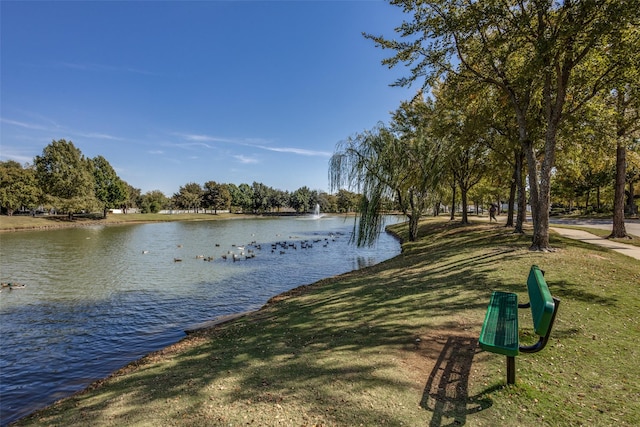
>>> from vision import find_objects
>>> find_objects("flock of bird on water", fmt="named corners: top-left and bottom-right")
top-left (140, 233), bottom-right (345, 263)
top-left (1, 231), bottom-right (345, 291)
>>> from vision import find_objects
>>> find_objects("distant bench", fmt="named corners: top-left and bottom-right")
top-left (479, 265), bottom-right (560, 384)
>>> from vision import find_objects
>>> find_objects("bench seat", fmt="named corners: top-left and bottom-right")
top-left (479, 291), bottom-right (519, 357)
top-left (478, 265), bottom-right (560, 384)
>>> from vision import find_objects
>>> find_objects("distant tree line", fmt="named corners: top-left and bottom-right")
top-left (0, 139), bottom-right (363, 218)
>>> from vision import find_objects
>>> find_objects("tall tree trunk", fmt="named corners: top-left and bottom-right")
top-left (515, 149), bottom-right (526, 234)
top-left (523, 139), bottom-right (542, 243)
top-left (506, 164), bottom-right (516, 228)
top-left (610, 143), bottom-right (628, 238)
top-left (524, 137), bottom-right (554, 251)
top-left (460, 187), bottom-right (469, 224)
top-left (408, 213), bottom-right (419, 241)
top-left (585, 190), bottom-right (591, 212)
top-left (450, 180), bottom-right (456, 221)
top-left (530, 117), bottom-right (561, 251)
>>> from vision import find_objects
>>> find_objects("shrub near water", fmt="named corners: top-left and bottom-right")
top-left (13, 219), bottom-right (640, 426)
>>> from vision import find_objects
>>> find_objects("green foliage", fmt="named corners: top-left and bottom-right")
top-left (251, 181), bottom-right (271, 213)
top-left (366, 0), bottom-right (639, 249)
top-left (0, 161), bottom-right (41, 215)
top-left (91, 155), bottom-right (127, 217)
top-left (124, 184), bottom-right (141, 212)
top-left (172, 182), bottom-right (203, 212)
top-left (268, 188), bottom-right (289, 212)
top-left (226, 183), bottom-right (253, 213)
top-left (330, 94), bottom-right (444, 244)
top-left (34, 139), bottom-right (98, 215)
top-left (138, 190), bottom-right (168, 214)
top-left (289, 186), bottom-right (312, 213)
top-left (203, 181), bottom-right (231, 213)
top-left (335, 189), bottom-right (360, 213)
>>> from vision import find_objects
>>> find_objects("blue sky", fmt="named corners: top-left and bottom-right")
top-left (1, 1), bottom-right (415, 196)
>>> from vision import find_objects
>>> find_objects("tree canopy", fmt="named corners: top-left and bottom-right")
top-left (0, 161), bottom-right (41, 215)
top-left (364, 0), bottom-right (639, 250)
top-left (34, 139), bottom-right (98, 217)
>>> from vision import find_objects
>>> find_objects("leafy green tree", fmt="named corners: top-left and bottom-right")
top-left (139, 190), bottom-right (168, 213)
top-left (0, 161), bottom-right (41, 215)
top-left (269, 189), bottom-right (289, 212)
top-left (172, 182), bottom-right (203, 212)
top-left (605, 25), bottom-right (640, 237)
top-left (251, 182), bottom-right (271, 213)
top-left (324, 193), bottom-right (339, 213)
top-left (366, 0), bottom-right (637, 250)
top-left (236, 183), bottom-right (254, 213)
top-left (124, 184), bottom-right (141, 213)
top-left (91, 155), bottom-right (127, 218)
top-left (452, 82), bottom-right (526, 230)
top-left (203, 181), bottom-right (231, 214)
top-left (289, 186), bottom-right (312, 213)
top-left (388, 97), bottom-right (445, 240)
top-left (226, 183), bottom-right (240, 212)
top-left (34, 139), bottom-right (97, 218)
top-left (331, 95), bottom-right (443, 243)
top-left (336, 189), bottom-right (359, 213)
top-left (432, 81), bottom-right (491, 224)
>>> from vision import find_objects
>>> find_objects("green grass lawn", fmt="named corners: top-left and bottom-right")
top-left (0, 212), bottom-right (240, 231)
top-left (12, 219), bottom-right (640, 426)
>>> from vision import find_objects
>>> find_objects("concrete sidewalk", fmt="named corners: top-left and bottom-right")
top-left (550, 227), bottom-right (640, 261)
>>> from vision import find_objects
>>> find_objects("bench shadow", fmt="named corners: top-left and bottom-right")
top-left (420, 336), bottom-right (492, 426)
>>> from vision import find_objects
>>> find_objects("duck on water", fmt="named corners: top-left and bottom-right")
top-left (1, 282), bottom-right (26, 290)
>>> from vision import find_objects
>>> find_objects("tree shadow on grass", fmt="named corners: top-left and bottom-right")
top-left (552, 279), bottom-right (618, 306)
top-left (14, 221), bottom-right (539, 426)
top-left (420, 335), bottom-right (493, 427)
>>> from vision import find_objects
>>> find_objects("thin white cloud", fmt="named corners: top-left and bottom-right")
top-left (0, 149), bottom-right (36, 164)
top-left (180, 134), bottom-right (223, 143)
top-left (255, 145), bottom-right (332, 157)
top-left (75, 131), bottom-right (123, 141)
top-left (56, 61), bottom-right (155, 76)
top-left (178, 133), bottom-right (266, 145)
top-left (175, 132), bottom-right (331, 157)
top-left (174, 142), bottom-right (214, 150)
top-left (148, 150), bottom-right (165, 155)
top-left (2, 116), bottom-right (122, 142)
top-left (0, 117), bottom-right (48, 131)
top-left (234, 155), bottom-right (259, 164)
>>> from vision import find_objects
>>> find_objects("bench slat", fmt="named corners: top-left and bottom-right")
top-left (479, 291), bottom-right (519, 357)
top-left (527, 266), bottom-right (556, 336)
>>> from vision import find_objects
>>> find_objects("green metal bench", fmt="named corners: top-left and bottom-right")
top-left (479, 265), bottom-right (560, 384)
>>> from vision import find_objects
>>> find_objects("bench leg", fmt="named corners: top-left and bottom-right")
top-left (507, 356), bottom-right (515, 385)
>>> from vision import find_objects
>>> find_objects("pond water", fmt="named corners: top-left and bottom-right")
top-left (0, 215), bottom-right (402, 425)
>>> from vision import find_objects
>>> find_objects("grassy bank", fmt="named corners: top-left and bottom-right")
top-left (12, 219), bottom-right (640, 426)
top-left (0, 212), bottom-right (243, 232)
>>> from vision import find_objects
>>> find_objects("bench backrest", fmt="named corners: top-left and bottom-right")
top-left (527, 265), bottom-right (556, 336)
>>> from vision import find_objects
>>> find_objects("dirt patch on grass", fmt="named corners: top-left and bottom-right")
top-left (396, 329), bottom-right (492, 426)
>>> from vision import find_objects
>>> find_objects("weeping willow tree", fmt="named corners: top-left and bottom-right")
top-left (329, 97), bottom-right (443, 245)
